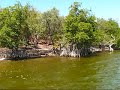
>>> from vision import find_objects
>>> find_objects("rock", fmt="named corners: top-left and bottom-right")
top-left (60, 48), bottom-right (68, 56)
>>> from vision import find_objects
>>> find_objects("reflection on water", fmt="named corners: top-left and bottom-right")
top-left (0, 51), bottom-right (120, 89)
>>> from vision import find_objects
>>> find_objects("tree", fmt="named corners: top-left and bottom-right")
top-left (64, 2), bottom-right (97, 49)
top-left (0, 3), bottom-right (31, 50)
top-left (42, 8), bottom-right (64, 45)
top-left (96, 18), bottom-right (120, 44)
top-left (27, 7), bottom-right (44, 47)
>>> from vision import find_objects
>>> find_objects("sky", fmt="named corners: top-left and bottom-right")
top-left (0, 0), bottom-right (120, 23)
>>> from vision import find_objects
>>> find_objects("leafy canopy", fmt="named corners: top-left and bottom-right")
top-left (64, 2), bottom-right (97, 47)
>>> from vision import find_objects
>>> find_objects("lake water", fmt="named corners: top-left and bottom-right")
top-left (0, 51), bottom-right (120, 89)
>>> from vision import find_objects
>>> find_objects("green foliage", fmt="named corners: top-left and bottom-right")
top-left (0, 1), bottom-right (120, 50)
top-left (0, 2), bottom-right (64, 49)
top-left (96, 18), bottom-right (120, 46)
top-left (0, 3), bottom-right (31, 49)
top-left (64, 2), bottom-right (97, 47)
top-left (116, 38), bottom-right (120, 48)
top-left (97, 18), bottom-right (119, 36)
top-left (42, 7), bottom-right (64, 44)
top-left (27, 8), bottom-right (43, 37)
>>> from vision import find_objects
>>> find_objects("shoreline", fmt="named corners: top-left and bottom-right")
top-left (0, 47), bottom-right (118, 61)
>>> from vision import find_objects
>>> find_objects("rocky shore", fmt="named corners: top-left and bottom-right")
top-left (0, 47), bottom-right (53, 60)
top-left (0, 43), bottom-right (115, 60)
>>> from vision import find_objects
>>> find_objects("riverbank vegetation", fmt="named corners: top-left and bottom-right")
top-left (0, 2), bottom-right (120, 58)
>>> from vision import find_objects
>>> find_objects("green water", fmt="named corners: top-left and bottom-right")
top-left (0, 51), bottom-right (120, 89)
